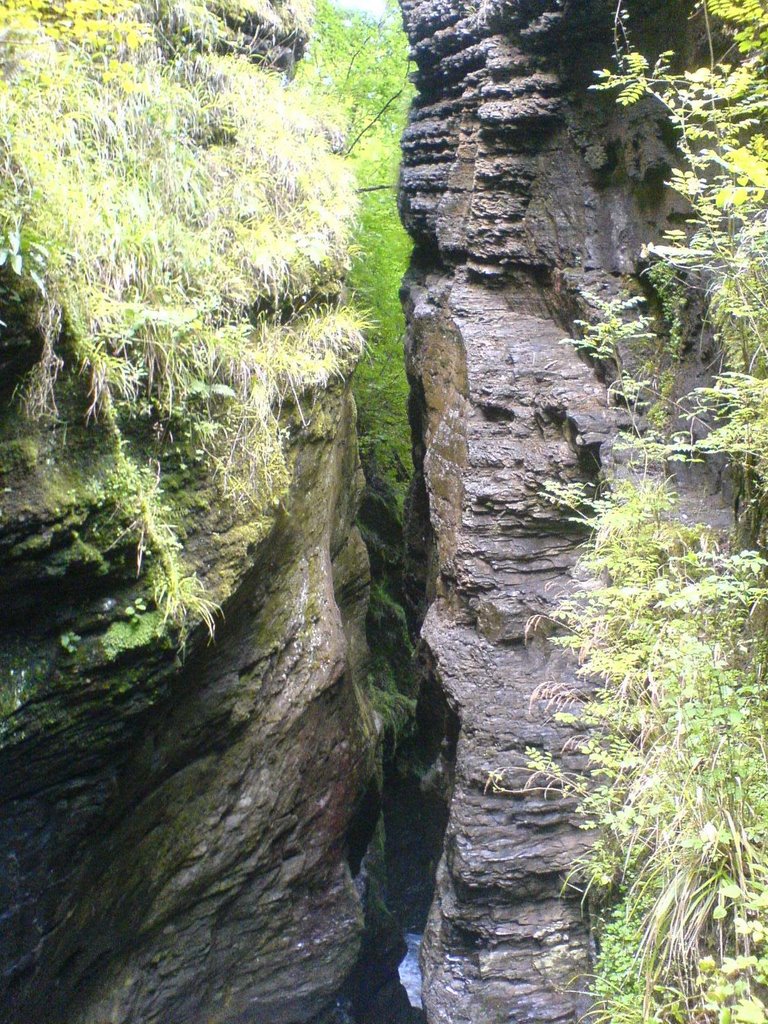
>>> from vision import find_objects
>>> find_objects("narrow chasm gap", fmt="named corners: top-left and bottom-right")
top-left (333, 503), bottom-right (444, 1024)
top-left (299, 2), bottom-right (451, 1020)
top-left (338, 335), bottom-right (442, 1022)
top-left (339, 371), bottom-right (456, 1023)
top-left (338, 666), bottom-right (453, 1024)
top-left (381, 690), bottom-right (456, 1007)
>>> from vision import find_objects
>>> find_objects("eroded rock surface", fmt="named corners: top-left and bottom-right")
top-left (398, 2), bottom-right (698, 1021)
top-left (0, 374), bottom-right (378, 1024)
top-left (0, 7), bottom-right (380, 1023)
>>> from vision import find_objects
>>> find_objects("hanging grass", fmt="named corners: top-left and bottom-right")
top-left (0, 0), bottom-right (364, 634)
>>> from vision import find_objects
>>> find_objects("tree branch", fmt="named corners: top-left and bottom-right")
top-left (345, 87), bottom-right (405, 157)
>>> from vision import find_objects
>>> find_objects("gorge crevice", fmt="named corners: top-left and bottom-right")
top-left (0, 0), bottom-right (742, 1022)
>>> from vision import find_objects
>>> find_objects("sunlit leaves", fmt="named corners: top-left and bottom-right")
top-left (0, 0), bottom-right (149, 48)
top-left (297, 0), bottom-right (415, 496)
top-left (544, 476), bottom-right (768, 1023)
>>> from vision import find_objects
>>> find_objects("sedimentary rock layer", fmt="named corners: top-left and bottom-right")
top-left (0, 7), bottom-right (379, 1022)
top-left (399, 2), bottom-right (691, 1021)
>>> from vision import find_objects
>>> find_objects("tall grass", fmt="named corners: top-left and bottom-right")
top-left (535, 479), bottom-right (768, 1022)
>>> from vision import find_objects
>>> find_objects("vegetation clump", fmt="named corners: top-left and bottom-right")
top-left (0, 0), bottom-right (364, 633)
top-left (299, 0), bottom-right (414, 499)
top-left (531, 478), bottom-right (768, 1023)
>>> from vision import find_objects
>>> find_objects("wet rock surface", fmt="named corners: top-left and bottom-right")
top-left (0, 374), bottom-right (379, 1024)
top-left (398, 2), bottom-right (709, 1022)
top-left (0, 9), bottom-right (384, 1023)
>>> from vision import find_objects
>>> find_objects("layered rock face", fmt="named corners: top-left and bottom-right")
top-left (398, 2), bottom-right (691, 1021)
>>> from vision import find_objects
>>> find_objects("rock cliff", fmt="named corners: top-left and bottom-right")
top-left (0, 383), bottom-right (377, 1024)
top-left (0, 6), bottom-right (382, 1023)
top-left (398, 1), bottom-right (699, 1021)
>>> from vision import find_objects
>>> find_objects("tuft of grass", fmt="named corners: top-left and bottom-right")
top-left (528, 477), bottom-right (768, 1023)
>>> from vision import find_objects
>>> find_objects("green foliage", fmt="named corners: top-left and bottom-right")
top-left (568, 294), bottom-right (653, 364)
top-left (300, 0), bottom-right (411, 162)
top-left (365, 575), bottom-right (415, 740)
top-left (351, 176), bottom-right (414, 493)
top-left (596, 4), bottom-right (768, 363)
top-left (101, 447), bottom-right (220, 635)
top-left (533, 479), bottom-right (768, 1023)
top-left (101, 609), bottom-right (165, 661)
top-left (0, 0), bottom-right (363, 633)
top-left (298, 0), bottom-right (414, 503)
top-left (0, 0), bottom-right (149, 47)
top-left (525, 3), bottom-right (768, 1021)
top-left (646, 261), bottom-right (686, 360)
top-left (297, 1), bottom-right (416, 712)
top-left (59, 630), bottom-right (81, 655)
top-left (695, 374), bottom-right (768, 538)
top-left (563, 289), bottom-right (686, 427)
top-left (590, 897), bottom-right (649, 1023)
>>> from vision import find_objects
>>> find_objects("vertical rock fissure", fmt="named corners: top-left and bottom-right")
top-left (334, 471), bottom-right (442, 1024)
top-left (338, 736), bottom-right (443, 1024)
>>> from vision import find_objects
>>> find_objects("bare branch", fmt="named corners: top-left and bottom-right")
top-left (345, 86), bottom-right (405, 156)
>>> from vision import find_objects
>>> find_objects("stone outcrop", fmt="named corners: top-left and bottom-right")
top-left (398, 2), bottom-right (700, 1021)
top-left (0, 368), bottom-right (378, 1023)
top-left (0, 7), bottom-right (382, 1023)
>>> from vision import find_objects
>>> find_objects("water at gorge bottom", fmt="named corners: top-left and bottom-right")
top-left (398, 933), bottom-right (423, 1009)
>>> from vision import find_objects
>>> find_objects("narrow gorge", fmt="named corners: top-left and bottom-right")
top-left (1, 1), bottom-right (765, 1023)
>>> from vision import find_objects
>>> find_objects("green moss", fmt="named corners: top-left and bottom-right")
top-left (647, 261), bottom-right (686, 360)
top-left (370, 685), bottom-right (415, 735)
top-left (101, 611), bottom-right (166, 662)
top-left (55, 536), bottom-right (110, 575)
top-left (0, 437), bottom-right (38, 477)
top-left (591, 897), bottom-right (648, 1024)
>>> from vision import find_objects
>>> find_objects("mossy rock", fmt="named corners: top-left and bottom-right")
top-left (101, 611), bottom-right (167, 663)
top-left (0, 437), bottom-right (39, 478)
